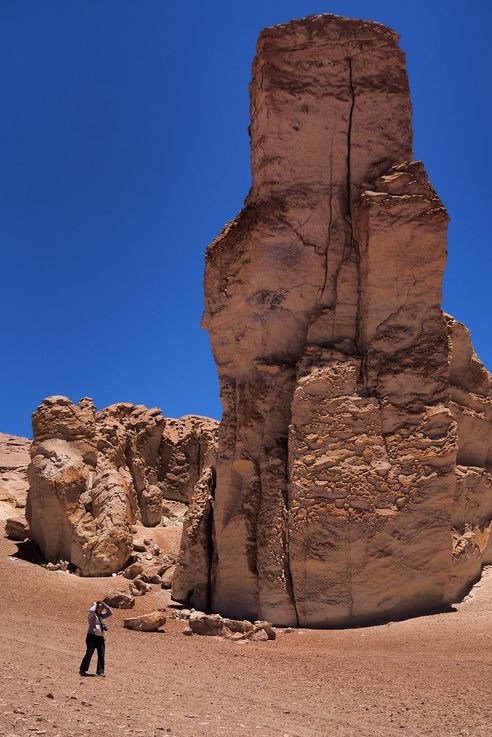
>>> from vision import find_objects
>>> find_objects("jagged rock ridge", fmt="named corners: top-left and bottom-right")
top-left (27, 396), bottom-right (218, 576)
top-left (172, 14), bottom-right (492, 625)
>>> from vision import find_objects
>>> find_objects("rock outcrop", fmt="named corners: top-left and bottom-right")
top-left (172, 14), bottom-right (492, 626)
top-left (27, 396), bottom-right (218, 576)
top-left (4, 516), bottom-right (29, 541)
top-left (158, 416), bottom-right (218, 503)
top-left (174, 609), bottom-right (276, 641)
top-left (0, 433), bottom-right (30, 509)
top-left (27, 396), bottom-right (134, 576)
top-left (172, 465), bottom-right (214, 609)
top-left (103, 591), bottom-right (135, 609)
top-left (447, 316), bottom-right (492, 597)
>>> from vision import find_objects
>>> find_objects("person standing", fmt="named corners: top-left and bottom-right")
top-left (79, 600), bottom-right (113, 677)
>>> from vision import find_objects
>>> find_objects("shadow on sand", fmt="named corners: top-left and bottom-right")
top-left (12, 539), bottom-right (46, 565)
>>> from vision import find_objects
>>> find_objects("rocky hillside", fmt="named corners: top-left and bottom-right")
top-left (19, 396), bottom-right (218, 577)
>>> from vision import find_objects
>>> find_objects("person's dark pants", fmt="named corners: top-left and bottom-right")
top-left (80, 633), bottom-right (105, 674)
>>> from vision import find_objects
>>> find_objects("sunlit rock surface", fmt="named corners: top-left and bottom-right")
top-left (173, 13), bottom-right (492, 626)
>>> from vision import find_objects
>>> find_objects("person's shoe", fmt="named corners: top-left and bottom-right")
top-left (96, 672), bottom-right (106, 677)
top-left (79, 671), bottom-right (88, 677)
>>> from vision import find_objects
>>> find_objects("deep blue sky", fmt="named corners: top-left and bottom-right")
top-left (1, 0), bottom-right (490, 438)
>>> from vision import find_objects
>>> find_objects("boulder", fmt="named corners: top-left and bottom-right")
top-left (140, 570), bottom-right (163, 585)
top-left (171, 608), bottom-right (192, 620)
top-left (185, 611), bottom-right (275, 641)
top-left (157, 561), bottom-right (173, 577)
top-left (123, 611), bottom-right (166, 632)
top-left (4, 517), bottom-right (29, 541)
top-left (222, 618), bottom-right (254, 635)
top-left (103, 591), bottom-right (135, 609)
top-left (131, 577), bottom-right (152, 594)
top-left (123, 562), bottom-right (144, 580)
top-left (188, 612), bottom-right (224, 637)
top-left (253, 621), bottom-right (276, 641)
top-left (160, 564), bottom-right (176, 589)
top-left (45, 560), bottom-right (69, 572)
top-left (250, 629), bottom-right (269, 642)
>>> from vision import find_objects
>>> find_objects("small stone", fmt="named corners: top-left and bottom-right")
top-left (250, 628), bottom-right (269, 642)
top-left (103, 591), bottom-right (135, 609)
top-left (160, 565), bottom-right (176, 589)
top-left (123, 562), bottom-right (144, 580)
top-left (132, 577), bottom-right (152, 594)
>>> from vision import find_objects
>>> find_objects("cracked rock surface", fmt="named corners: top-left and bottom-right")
top-left (173, 13), bottom-right (492, 626)
top-left (27, 396), bottom-right (218, 576)
top-left (447, 316), bottom-right (492, 597)
top-left (0, 432), bottom-right (30, 509)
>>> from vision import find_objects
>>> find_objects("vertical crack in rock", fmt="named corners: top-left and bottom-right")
top-left (346, 54), bottom-right (356, 246)
top-left (318, 131), bottom-right (335, 304)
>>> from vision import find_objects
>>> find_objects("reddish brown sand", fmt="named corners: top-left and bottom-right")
top-left (1, 523), bottom-right (491, 737)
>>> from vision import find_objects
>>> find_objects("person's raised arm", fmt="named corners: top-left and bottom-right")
top-left (101, 603), bottom-right (113, 618)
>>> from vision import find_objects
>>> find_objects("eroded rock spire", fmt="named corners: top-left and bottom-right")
top-left (173, 14), bottom-right (492, 626)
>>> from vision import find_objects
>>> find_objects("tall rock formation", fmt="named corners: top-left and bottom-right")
top-left (174, 14), bottom-right (492, 625)
top-left (27, 397), bottom-right (218, 575)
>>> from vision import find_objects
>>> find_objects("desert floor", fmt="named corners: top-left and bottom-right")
top-left (0, 506), bottom-right (491, 737)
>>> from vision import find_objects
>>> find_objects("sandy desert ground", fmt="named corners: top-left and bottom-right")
top-left (0, 499), bottom-right (491, 737)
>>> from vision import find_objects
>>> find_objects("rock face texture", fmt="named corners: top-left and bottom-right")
top-left (27, 396), bottom-right (218, 576)
top-left (447, 316), bottom-right (492, 597)
top-left (172, 465), bottom-right (214, 609)
top-left (0, 433), bottom-right (30, 509)
top-left (158, 416), bottom-right (218, 503)
top-left (172, 14), bottom-right (492, 626)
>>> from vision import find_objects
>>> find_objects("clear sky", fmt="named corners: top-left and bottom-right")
top-left (1, 0), bottom-right (490, 438)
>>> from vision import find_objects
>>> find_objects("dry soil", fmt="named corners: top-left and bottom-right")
top-left (0, 509), bottom-right (491, 737)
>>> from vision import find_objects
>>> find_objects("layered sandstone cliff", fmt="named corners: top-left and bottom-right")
top-left (0, 433), bottom-right (30, 509)
top-left (173, 14), bottom-right (492, 625)
top-left (27, 396), bottom-right (218, 575)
